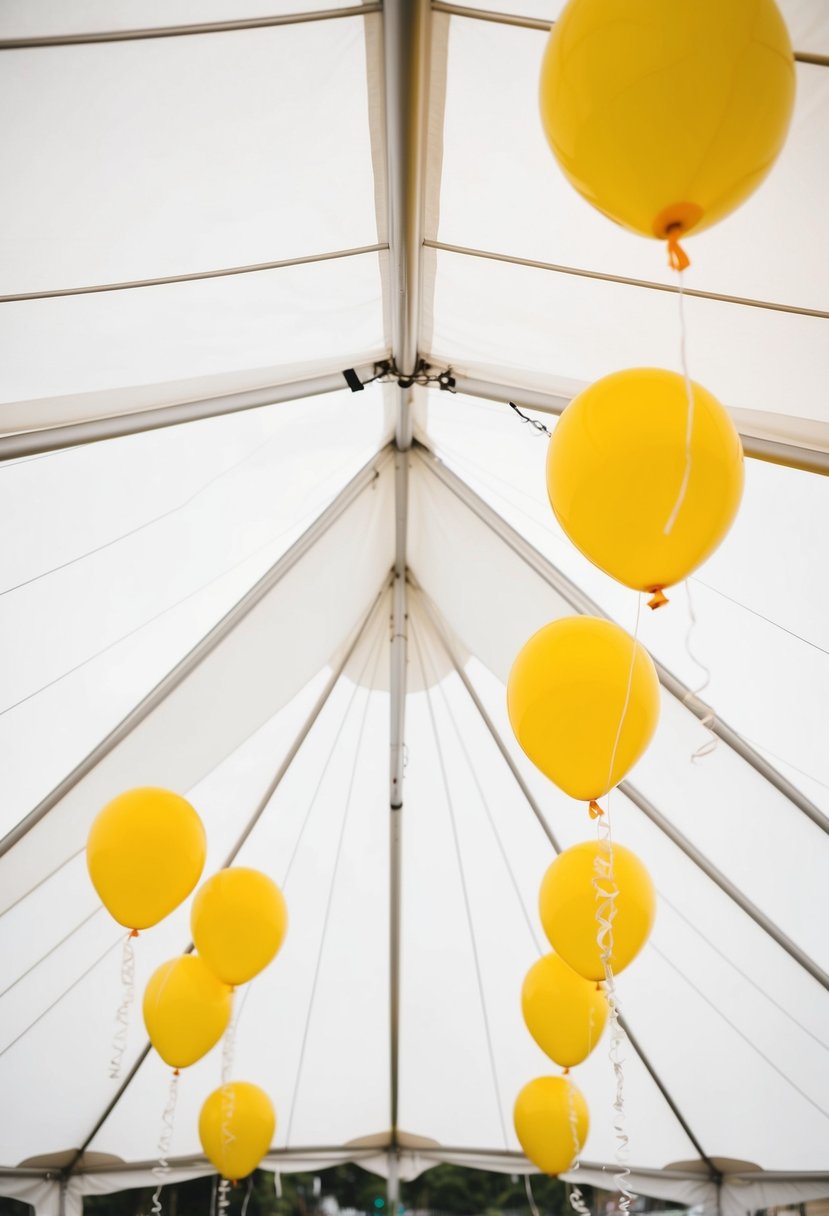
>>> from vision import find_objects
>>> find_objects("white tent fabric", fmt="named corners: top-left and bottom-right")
top-left (1, 2), bottom-right (828, 1215)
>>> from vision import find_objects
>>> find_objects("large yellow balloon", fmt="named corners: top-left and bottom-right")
top-left (522, 952), bottom-right (607, 1068)
top-left (199, 1082), bottom-right (275, 1180)
top-left (547, 369), bottom-right (744, 596)
top-left (540, 841), bottom-right (655, 981)
top-left (191, 868), bottom-right (288, 987)
top-left (514, 1076), bottom-right (588, 1175)
top-left (86, 787), bottom-right (206, 931)
top-left (540, 0), bottom-right (795, 244)
top-left (143, 955), bottom-right (232, 1069)
top-left (507, 617), bottom-right (659, 802)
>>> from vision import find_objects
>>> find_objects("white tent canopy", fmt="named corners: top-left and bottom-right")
top-left (1, 4), bottom-right (827, 1216)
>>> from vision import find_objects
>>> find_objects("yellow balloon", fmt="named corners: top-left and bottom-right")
top-left (547, 369), bottom-right (744, 597)
top-left (86, 787), bottom-right (206, 931)
top-left (540, 0), bottom-right (795, 245)
top-left (522, 952), bottom-right (608, 1068)
top-left (507, 617), bottom-right (659, 802)
top-left (199, 1082), bottom-right (275, 1180)
top-left (191, 868), bottom-right (288, 987)
top-left (539, 841), bottom-right (655, 981)
top-left (143, 955), bottom-right (232, 1069)
top-left (514, 1076), bottom-right (588, 1175)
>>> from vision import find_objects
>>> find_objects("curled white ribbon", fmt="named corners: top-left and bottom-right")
top-left (109, 933), bottom-right (136, 1080)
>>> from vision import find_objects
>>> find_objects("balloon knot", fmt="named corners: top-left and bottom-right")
top-left (647, 588), bottom-right (669, 610)
top-left (173, 1068), bottom-right (180, 1077)
top-left (562, 1067), bottom-right (570, 1076)
top-left (666, 226), bottom-right (690, 272)
top-left (129, 929), bottom-right (140, 938)
top-left (588, 799), bottom-right (604, 819)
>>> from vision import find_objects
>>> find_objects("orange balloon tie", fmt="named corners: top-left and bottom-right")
top-left (562, 1067), bottom-right (570, 1076)
top-left (129, 928), bottom-right (140, 938)
top-left (666, 229), bottom-right (690, 272)
top-left (588, 799), bottom-right (604, 820)
top-left (173, 1068), bottom-right (180, 1077)
top-left (647, 588), bottom-right (669, 611)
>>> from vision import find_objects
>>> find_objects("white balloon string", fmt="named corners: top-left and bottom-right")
top-left (565, 1079), bottom-right (592, 1216)
top-left (682, 579), bottom-right (718, 762)
top-left (109, 932), bottom-right (136, 1080)
top-left (664, 268), bottom-right (695, 535)
top-left (524, 1174), bottom-right (542, 1216)
top-left (591, 596), bottom-right (641, 1216)
top-left (217, 1179), bottom-right (232, 1216)
top-left (240, 1176), bottom-right (254, 1216)
top-left (221, 990), bottom-right (238, 1085)
top-left (150, 1070), bottom-right (180, 1216)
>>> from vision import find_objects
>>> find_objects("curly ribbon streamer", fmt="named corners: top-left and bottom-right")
top-left (150, 1070), bottom-right (180, 1216)
top-left (217, 990), bottom-right (239, 1190)
top-left (590, 597), bottom-right (642, 1216)
top-left (109, 933), bottom-right (136, 1080)
top-left (240, 1177), bottom-right (254, 1216)
top-left (565, 1079), bottom-right (592, 1216)
top-left (663, 269), bottom-right (695, 537)
top-left (682, 580), bottom-right (718, 762)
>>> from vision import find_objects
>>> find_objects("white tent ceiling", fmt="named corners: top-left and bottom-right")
top-left (0, 3), bottom-right (827, 1216)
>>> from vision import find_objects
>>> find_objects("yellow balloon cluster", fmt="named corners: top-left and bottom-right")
top-left (540, 0), bottom-right (795, 253)
top-left (86, 788), bottom-right (287, 1179)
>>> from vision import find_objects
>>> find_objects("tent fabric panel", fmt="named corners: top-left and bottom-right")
top-left (0, 454), bottom-right (394, 916)
top-left (427, 248), bottom-right (829, 426)
top-left (0, 253), bottom-right (387, 406)
top-left (407, 455), bottom-right (827, 967)
top-left (418, 392), bottom-right (829, 817)
top-left (0, 17), bottom-right (381, 293)
top-left (437, 18), bottom-right (829, 311)
top-left (0, 0), bottom-right (360, 38)
top-left (0, 391), bottom-right (393, 832)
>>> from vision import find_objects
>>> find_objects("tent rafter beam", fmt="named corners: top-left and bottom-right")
top-left (0, 5), bottom-right (382, 50)
top-left (426, 365), bottom-right (829, 477)
top-left (0, 360), bottom-right (386, 461)
top-left (430, 2), bottom-right (829, 66)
